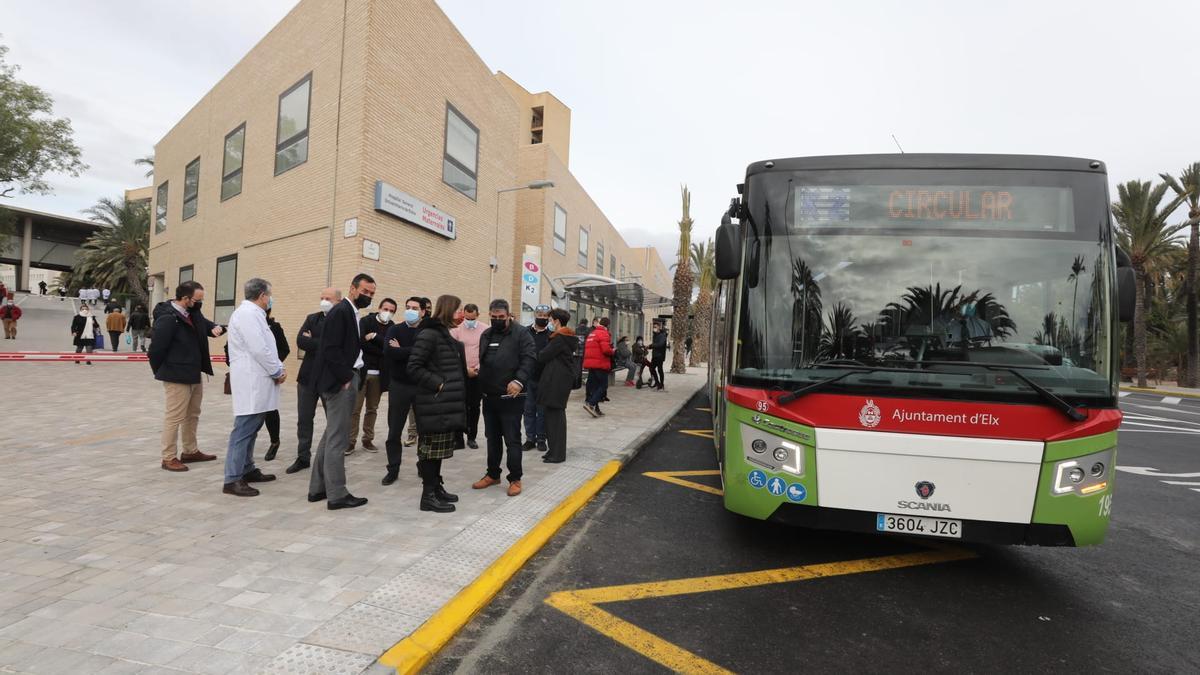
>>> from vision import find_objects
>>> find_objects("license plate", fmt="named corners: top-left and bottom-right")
top-left (876, 513), bottom-right (962, 539)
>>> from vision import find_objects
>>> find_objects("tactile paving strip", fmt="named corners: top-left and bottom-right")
top-left (303, 602), bottom-right (423, 656)
top-left (360, 572), bottom-right (462, 617)
top-left (257, 642), bottom-right (375, 675)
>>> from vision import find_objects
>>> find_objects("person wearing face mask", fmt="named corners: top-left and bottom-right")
top-left (350, 298), bottom-right (397, 454)
top-left (536, 308), bottom-right (576, 463)
top-left (70, 304), bottom-right (100, 365)
top-left (522, 305), bottom-right (553, 452)
top-left (380, 297), bottom-right (426, 485)
top-left (308, 273), bottom-right (377, 510)
top-left (285, 287), bottom-right (341, 472)
top-left (1, 297), bottom-right (22, 339)
top-left (629, 335), bottom-right (647, 387)
top-left (472, 299), bottom-right (536, 497)
top-left (148, 281), bottom-right (225, 472)
top-left (450, 303), bottom-right (486, 449)
top-left (649, 322), bottom-right (668, 391)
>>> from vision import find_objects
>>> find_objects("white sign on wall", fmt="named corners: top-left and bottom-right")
top-left (373, 181), bottom-right (456, 240)
top-left (362, 239), bottom-right (380, 261)
top-left (343, 217), bottom-right (358, 238)
top-left (520, 245), bottom-right (542, 325)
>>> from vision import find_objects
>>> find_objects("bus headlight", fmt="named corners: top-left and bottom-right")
top-left (751, 439), bottom-right (768, 454)
top-left (740, 423), bottom-right (806, 477)
top-left (1052, 449), bottom-right (1113, 496)
top-left (773, 447), bottom-right (789, 462)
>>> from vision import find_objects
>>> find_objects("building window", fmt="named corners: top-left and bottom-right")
top-left (553, 204), bottom-right (567, 255)
top-left (620, 264), bottom-right (626, 280)
top-left (578, 228), bottom-right (589, 268)
top-left (178, 265), bottom-right (193, 285)
top-left (442, 103), bottom-right (479, 200)
top-left (275, 74), bottom-right (311, 175)
top-left (610, 255), bottom-right (617, 279)
top-left (214, 254), bottom-right (238, 324)
top-left (182, 158), bottom-right (200, 220)
top-left (155, 181), bottom-right (169, 234)
top-left (596, 241), bottom-right (605, 275)
top-left (531, 106), bottom-right (544, 145)
top-left (221, 123), bottom-right (245, 201)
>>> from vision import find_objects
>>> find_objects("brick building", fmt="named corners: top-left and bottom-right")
top-left (146, 0), bottom-right (670, 371)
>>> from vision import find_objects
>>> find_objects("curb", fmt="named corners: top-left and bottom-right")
top-left (377, 376), bottom-right (707, 674)
top-left (1120, 386), bottom-right (1200, 400)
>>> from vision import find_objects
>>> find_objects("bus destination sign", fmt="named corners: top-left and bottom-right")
top-left (794, 185), bottom-right (1074, 232)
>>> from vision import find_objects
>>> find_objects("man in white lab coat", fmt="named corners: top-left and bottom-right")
top-left (223, 278), bottom-right (287, 497)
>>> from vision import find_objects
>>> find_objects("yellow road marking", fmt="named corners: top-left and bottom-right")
top-left (643, 470), bottom-right (723, 496)
top-left (378, 460), bottom-right (623, 674)
top-left (545, 547), bottom-right (976, 673)
top-left (678, 429), bottom-right (715, 439)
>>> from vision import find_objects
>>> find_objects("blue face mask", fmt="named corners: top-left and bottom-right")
top-left (465, 319), bottom-right (477, 329)
top-left (267, 297), bottom-right (274, 310)
top-left (404, 309), bottom-right (420, 325)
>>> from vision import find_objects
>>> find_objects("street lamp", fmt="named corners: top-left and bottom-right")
top-left (490, 179), bottom-right (555, 300)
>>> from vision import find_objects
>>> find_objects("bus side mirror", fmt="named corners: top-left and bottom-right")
top-left (1117, 267), bottom-right (1135, 323)
top-left (715, 213), bottom-right (742, 280)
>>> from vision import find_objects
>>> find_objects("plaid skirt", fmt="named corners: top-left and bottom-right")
top-left (417, 431), bottom-right (459, 461)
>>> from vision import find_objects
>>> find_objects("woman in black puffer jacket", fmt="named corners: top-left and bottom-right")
top-left (406, 294), bottom-right (468, 513)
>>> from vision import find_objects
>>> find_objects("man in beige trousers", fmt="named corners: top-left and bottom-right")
top-left (148, 281), bottom-right (225, 471)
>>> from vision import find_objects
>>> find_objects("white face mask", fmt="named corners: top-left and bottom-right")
top-left (378, 310), bottom-right (393, 324)
top-left (320, 299), bottom-right (334, 314)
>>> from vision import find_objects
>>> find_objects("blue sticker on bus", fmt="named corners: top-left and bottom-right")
top-left (767, 477), bottom-right (786, 497)
top-left (786, 483), bottom-right (807, 502)
top-left (748, 470), bottom-right (767, 489)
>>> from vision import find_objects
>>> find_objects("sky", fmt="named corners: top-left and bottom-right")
top-left (3, 0), bottom-right (1200, 266)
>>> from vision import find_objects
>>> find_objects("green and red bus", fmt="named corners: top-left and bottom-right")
top-left (708, 154), bottom-right (1135, 546)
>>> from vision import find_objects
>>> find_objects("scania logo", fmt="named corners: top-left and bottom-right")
top-left (858, 399), bottom-right (881, 428)
top-left (915, 481), bottom-right (935, 500)
top-left (897, 500), bottom-right (952, 513)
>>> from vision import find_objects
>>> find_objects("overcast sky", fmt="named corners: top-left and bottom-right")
top-left (3, 0), bottom-right (1199, 264)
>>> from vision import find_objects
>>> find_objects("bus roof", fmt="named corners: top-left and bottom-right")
top-left (746, 154), bottom-right (1106, 178)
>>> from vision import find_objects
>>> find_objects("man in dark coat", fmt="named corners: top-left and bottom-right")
top-left (350, 298), bottom-right (397, 454)
top-left (649, 322), bottom-right (669, 391)
top-left (307, 273), bottom-right (376, 510)
top-left (381, 297), bottom-right (425, 485)
top-left (471, 299), bottom-right (536, 497)
top-left (522, 305), bottom-right (553, 451)
top-left (287, 287), bottom-right (340, 473)
top-left (148, 281), bottom-right (224, 471)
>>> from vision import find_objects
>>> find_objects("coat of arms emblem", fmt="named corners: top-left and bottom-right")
top-left (858, 399), bottom-right (881, 428)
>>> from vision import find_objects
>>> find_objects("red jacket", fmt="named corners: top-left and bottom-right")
top-left (0, 305), bottom-right (20, 320)
top-left (583, 325), bottom-right (614, 371)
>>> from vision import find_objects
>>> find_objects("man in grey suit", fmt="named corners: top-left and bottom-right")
top-left (308, 273), bottom-right (376, 510)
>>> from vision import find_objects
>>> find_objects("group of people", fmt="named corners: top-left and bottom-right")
top-left (148, 274), bottom-right (586, 515)
top-left (77, 287), bottom-right (110, 306)
top-left (70, 302), bottom-right (152, 360)
top-left (579, 319), bottom-right (670, 418)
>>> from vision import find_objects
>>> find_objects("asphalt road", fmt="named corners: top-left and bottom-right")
top-left (429, 391), bottom-right (1200, 674)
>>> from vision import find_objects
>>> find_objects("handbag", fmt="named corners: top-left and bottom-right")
top-left (126, 333), bottom-right (132, 345)
top-left (94, 332), bottom-right (104, 350)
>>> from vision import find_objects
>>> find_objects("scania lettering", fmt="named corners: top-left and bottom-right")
top-left (708, 154), bottom-right (1133, 546)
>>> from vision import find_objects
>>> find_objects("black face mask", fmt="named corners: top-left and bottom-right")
top-left (534, 318), bottom-right (549, 328)
top-left (491, 318), bottom-right (508, 333)
top-left (191, 301), bottom-right (203, 313)
top-left (353, 294), bottom-right (372, 309)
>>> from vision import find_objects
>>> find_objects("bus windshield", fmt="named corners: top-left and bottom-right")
top-left (733, 168), bottom-right (1116, 403)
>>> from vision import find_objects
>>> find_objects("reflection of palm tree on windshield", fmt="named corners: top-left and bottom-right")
top-left (1068, 255), bottom-right (1086, 355)
top-left (1033, 312), bottom-right (1072, 350)
top-left (879, 284), bottom-right (1016, 358)
top-left (818, 302), bottom-right (862, 360)
top-left (791, 258), bottom-right (823, 365)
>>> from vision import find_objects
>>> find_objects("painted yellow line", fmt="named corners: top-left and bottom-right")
top-left (569, 548), bottom-right (975, 603)
top-left (643, 470), bottom-right (724, 496)
top-left (377, 460), bottom-right (623, 674)
top-left (1121, 386), bottom-right (1200, 400)
top-left (678, 429), bottom-right (715, 439)
top-left (545, 547), bottom-right (976, 672)
top-left (546, 591), bottom-right (735, 675)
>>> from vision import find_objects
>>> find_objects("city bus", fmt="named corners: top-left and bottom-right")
top-left (708, 154), bottom-right (1135, 546)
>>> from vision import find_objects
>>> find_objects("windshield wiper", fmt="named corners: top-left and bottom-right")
top-left (892, 359), bottom-right (1086, 422)
top-left (777, 370), bottom-right (859, 404)
top-left (777, 362), bottom-right (915, 404)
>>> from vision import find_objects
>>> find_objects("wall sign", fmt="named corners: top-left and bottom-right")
top-left (362, 239), bottom-right (380, 261)
top-left (343, 217), bottom-right (358, 238)
top-left (519, 245), bottom-right (542, 325)
top-left (374, 180), bottom-right (456, 240)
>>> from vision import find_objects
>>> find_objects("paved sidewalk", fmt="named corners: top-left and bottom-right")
top-left (1120, 382), bottom-right (1200, 399)
top-left (0, 360), bottom-right (704, 673)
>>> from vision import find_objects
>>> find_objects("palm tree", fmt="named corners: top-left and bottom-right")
top-left (1160, 163), bottom-right (1200, 387)
top-left (1068, 255), bottom-right (1087, 356)
top-left (134, 155), bottom-right (154, 180)
top-left (669, 185), bottom-right (694, 375)
top-left (77, 196), bottom-right (150, 307)
top-left (688, 239), bottom-right (716, 366)
top-left (819, 302), bottom-right (861, 360)
top-left (1113, 180), bottom-right (1187, 388)
top-left (790, 258), bottom-right (823, 365)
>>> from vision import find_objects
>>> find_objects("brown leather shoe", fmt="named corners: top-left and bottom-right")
top-left (362, 440), bottom-right (378, 452)
top-left (180, 451), bottom-right (217, 463)
top-left (507, 480), bottom-right (522, 497)
top-left (223, 480), bottom-right (260, 497)
top-left (161, 458), bottom-right (188, 472)
top-left (472, 475), bottom-right (501, 490)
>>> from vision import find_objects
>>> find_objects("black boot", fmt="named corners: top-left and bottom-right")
top-left (264, 442), bottom-right (279, 462)
top-left (436, 477), bottom-right (459, 503)
top-left (420, 484), bottom-right (455, 513)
